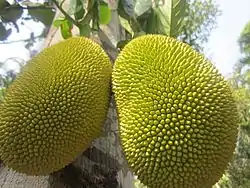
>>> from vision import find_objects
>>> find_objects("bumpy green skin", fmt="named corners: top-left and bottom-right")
top-left (112, 35), bottom-right (239, 188)
top-left (0, 37), bottom-right (112, 175)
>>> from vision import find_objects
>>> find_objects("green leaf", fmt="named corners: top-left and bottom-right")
top-left (53, 18), bottom-right (65, 28)
top-left (0, 23), bottom-right (12, 41)
top-left (1, 8), bottom-right (23, 23)
top-left (79, 24), bottom-right (91, 37)
top-left (28, 9), bottom-right (55, 26)
top-left (168, 0), bottom-right (187, 37)
top-left (99, 3), bottom-right (112, 24)
top-left (60, 19), bottom-right (73, 39)
top-left (152, 6), bottom-right (169, 34)
top-left (74, 0), bottom-right (85, 20)
top-left (145, 9), bottom-right (157, 33)
top-left (134, 0), bottom-right (151, 17)
top-left (119, 16), bottom-right (134, 35)
top-left (0, 0), bottom-right (10, 10)
top-left (53, 18), bottom-right (74, 39)
top-left (150, 0), bottom-right (187, 37)
top-left (239, 21), bottom-right (250, 54)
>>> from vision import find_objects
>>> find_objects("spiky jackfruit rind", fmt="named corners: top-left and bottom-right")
top-left (0, 37), bottom-right (112, 175)
top-left (112, 34), bottom-right (239, 188)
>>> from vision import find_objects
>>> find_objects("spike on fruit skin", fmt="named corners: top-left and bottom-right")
top-left (0, 36), bottom-right (112, 175)
top-left (112, 34), bottom-right (239, 188)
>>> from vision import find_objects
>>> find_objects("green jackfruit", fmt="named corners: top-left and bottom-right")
top-left (112, 34), bottom-right (239, 188)
top-left (0, 37), bottom-right (112, 175)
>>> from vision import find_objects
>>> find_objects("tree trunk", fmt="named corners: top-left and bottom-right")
top-left (0, 4), bottom-right (134, 188)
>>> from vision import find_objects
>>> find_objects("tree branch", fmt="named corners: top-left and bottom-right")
top-left (51, 0), bottom-right (80, 27)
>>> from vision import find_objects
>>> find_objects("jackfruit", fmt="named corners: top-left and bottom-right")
top-left (112, 34), bottom-right (239, 188)
top-left (0, 36), bottom-right (112, 175)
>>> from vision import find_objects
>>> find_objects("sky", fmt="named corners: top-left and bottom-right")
top-left (0, 10), bottom-right (45, 73)
top-left (205, 0), bottom-right (250, 76)
top-left (0, 0), bottom-right (250, 76)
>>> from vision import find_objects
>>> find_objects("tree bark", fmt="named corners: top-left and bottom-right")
top-left (0, 5), bottom-right (134, 188)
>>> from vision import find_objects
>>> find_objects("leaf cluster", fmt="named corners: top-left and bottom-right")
top-left (53, 0), bottom-right (220, 52)
top-left (218, 20), bottom-right (250, 188)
